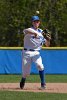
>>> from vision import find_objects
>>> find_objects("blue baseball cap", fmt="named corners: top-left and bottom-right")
top-left (31, 16), bottom-right (40, 21)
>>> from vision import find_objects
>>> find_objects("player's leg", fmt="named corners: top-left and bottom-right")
top-left (20, 51), bottom-right (31, 89)
top-left (32, 52), bottom-right (46, 89)
top-left (39, 69), bottom-right (46, 89)
top-left (36, 57), bottom-right (46, 89)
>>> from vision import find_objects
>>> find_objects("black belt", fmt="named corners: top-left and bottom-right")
top-left (24, 48), bottom-right (35, 51)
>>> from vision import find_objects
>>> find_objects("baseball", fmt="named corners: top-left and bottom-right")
top-left (36, 11), bottom-right (39, 14)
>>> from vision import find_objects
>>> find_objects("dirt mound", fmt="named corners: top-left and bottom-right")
top-left (0, 83), bottom-right (67, 93)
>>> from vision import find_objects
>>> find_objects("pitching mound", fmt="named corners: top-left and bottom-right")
top-left (0, 83), bottom-right (67, 93)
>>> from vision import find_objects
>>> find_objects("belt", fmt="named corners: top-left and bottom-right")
top-left (24, 48), bottom-right (35, 51)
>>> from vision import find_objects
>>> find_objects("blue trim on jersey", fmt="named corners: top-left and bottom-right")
top-left (38, 28), bottom-right (42, 33)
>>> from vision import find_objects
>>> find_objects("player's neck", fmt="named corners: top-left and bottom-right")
top-left (32, 26), bottom-right (38, 30)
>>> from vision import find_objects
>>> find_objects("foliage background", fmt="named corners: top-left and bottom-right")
top-left (0, 0), bottom-right (67, 47)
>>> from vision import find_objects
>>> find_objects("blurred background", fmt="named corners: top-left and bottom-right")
top-left (0, 0), bottom-right (67, 47)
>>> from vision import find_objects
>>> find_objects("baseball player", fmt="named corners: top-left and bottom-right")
top-left (20, 15), bottom-right (51, 89)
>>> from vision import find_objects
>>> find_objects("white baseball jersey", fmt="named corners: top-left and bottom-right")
top-left (23, 27), bottom-right (46, 50)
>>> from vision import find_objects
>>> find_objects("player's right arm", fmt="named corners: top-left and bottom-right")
top-left (23, 28), bottom-right (38, 38)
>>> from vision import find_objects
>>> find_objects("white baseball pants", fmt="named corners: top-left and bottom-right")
top-left (22, 50), bottom-right (44, 77)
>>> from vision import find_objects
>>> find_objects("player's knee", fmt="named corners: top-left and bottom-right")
top-left (37, 65), bottom-right (44, 71)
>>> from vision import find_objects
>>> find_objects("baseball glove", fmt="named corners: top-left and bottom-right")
top-left (42, 29), bottom-right (51, 40)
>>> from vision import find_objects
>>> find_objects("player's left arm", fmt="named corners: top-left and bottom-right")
top-left (45, 33), bottom-right (51, 47)
top-left (45, 39), bottom-right (50, 47)
top-left (42, 29), bottom-right (51, 47)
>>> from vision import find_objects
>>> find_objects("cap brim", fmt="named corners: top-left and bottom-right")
top-left (32, 19), bottom-right (40, 21)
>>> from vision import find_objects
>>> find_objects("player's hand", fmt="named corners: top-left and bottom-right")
top-left (34, 33), bottom-right (39, 38)
top-left (32, 34), bottom-right (39, 38)
top-left (42, 29), bottom-right (51, 40)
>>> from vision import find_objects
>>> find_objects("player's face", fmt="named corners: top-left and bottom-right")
top-left (32, 20), bottom-right (40, 29)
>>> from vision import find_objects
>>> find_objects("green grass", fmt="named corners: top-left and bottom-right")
top-left (0, 74), bottom-right (67, 83)
top-left (0, 74), bottom-right (67, 100)
top-left (0, 91), bottom-right (67, 100)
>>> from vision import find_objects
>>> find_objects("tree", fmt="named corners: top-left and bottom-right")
top-left (0, 0), bottom-right (67, 46)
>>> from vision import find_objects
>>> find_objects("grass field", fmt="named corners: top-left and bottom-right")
top-left (0, 74), bottom-right (67, 83)
top-left (0, 91), bottom-right (67, 100)
top-left (0, 74), bottom-right (67, 100)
